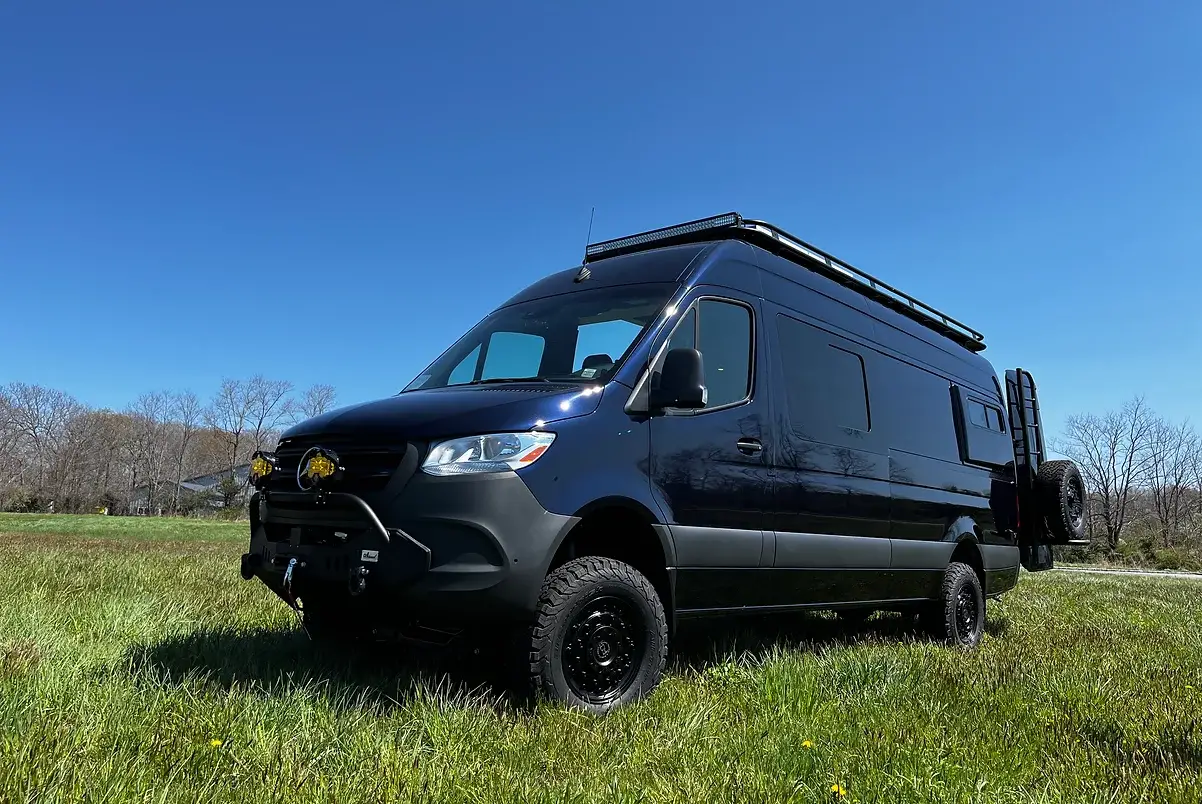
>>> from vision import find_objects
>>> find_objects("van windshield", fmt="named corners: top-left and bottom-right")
top-left (402, 283), bottom-right (676, 391)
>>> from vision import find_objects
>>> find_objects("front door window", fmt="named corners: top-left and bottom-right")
top-left (660, 299), bottom-right (753, 409)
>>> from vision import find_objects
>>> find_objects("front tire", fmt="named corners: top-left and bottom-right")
top-left (528, 557), bottom-right (668, 713)
top-left (921, 561), bottom-right (985, 648)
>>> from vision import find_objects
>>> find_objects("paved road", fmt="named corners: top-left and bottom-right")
top-left (1054, 567), bottom-right (1202, 581)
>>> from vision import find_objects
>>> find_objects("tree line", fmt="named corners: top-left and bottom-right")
top-left (0, 377), bottom-right (336, 516)
top-left (1056, 396), bottom-right (1202, 570)
top-left (3, 379), bottom-right (1200, 568)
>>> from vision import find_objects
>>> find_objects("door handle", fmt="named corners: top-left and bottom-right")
top-left (736, 438), bottom-right (763, 455)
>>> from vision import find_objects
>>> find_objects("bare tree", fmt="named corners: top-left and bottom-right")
top-left (245, 375), bottom-right (294, 456)
top-left (169, 391), bottom-right (204, 514)
top-left (1056, 396), bottom-right (1157, 553)
top-left (0, 377), bottom-right (327, 514)
top-left (85, 410), bottom-right (133, 509)
top-left (206, 379), bottom-right (253, 476)
top-left (1195, 449), bottom-right (1202, 518)
top-left (2, 382), bottom-right (84, 494)
top-left (188, 427), bottom-right (235, 479)
top-left (126, 392), bottom-right (172, 512)
top-left (49, 405), bottom-right (107, 507)
top-left (1145, 417), bottom-right (1197, 547)
top-left (295, 384), bottom-right (337, 421)
top-left (0, 387), bottom-right (21, 488)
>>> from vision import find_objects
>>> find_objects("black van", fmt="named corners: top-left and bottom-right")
top-left (240, 213), bottom-right (1088, 712)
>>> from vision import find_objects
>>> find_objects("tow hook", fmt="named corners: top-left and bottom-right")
top-left (239, 553), bottom-right (261, 581)
top-left (349, 564), bottom-right (369, 596)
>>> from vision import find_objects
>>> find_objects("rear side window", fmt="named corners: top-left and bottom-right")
top-left (776, 314), bottom-right (871, 434)
top-left (662, 299), bottom-right (752, 409)
top-left (953, 386), bottom-right (1012, 466)
top-left (825, 346), bottom-right (870, 432)
top-left (967, 399), bottom-right (1005, 432)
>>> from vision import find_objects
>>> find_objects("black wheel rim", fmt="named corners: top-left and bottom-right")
top-left (955, 586), bottom-right (979, 640)
top-left (562, 595), bottom-right (646, 705)
top-left (1066, 477), bottom-right (1085, 530)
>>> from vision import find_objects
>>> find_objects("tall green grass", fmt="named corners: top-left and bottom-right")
top-left (2, 517), bottom-right (1200, 802)
top-left (0, 512), bottom-right (244, 541)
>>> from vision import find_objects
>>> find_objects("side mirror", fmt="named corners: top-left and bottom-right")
top-left (650, 348), bottom-right (707, 410)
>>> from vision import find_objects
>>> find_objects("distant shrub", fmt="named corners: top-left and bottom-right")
top-left (175, 489), bottom-right (216, 517)
top-left (1, 488), bottom-right (47, 513)
top-left (214, 505), bottom-right (247, 521)
top-left (1116, 539), bottom-right (1145, 563)
top-left (1152, 548), bottom-right (1202, 573)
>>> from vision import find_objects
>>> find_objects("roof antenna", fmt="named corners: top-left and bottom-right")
top-left (575, 207), bottom-right (595, 282)
top-left (583, 207), bottom-right (595, 260)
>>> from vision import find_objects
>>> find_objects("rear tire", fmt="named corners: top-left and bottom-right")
top-left (528, 557), bottom-right (668, 714)
top-left (921, 562), bottom-right (985, 648)
top-left (1036, 459), bottom-right (1087, 542)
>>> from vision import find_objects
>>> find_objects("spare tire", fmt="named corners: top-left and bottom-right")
top-left (1035, 459), bottom-right (1087, 542)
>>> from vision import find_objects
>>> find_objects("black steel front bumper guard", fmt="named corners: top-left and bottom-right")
top-left (240, 491), bottom-right (432, 597)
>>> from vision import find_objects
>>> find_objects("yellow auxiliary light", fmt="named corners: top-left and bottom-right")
top-left (297, 447), bottom-right (343, 491)
top-left (249, 452), bottom-right (277, 489)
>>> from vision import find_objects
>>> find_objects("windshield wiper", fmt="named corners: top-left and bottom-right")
top-left (468, 376), bottom-right (554, 385)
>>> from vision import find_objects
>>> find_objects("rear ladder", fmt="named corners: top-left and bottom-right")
top-left (1005, 368), bottom-right (1054, 571)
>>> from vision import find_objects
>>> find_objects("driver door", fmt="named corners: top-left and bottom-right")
top-left (648, 290), bottom-right (774, 612)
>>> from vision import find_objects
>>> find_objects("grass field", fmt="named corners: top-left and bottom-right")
top-left (2, 514), bottom-right (1201, 803)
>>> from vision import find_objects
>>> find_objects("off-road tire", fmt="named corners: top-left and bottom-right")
top-left (1036, 459), bottom-right (1087, 542)
top-left (920, 561), bottom-right (985, 648)
top-left (528, 557), bottom-right (668, 713)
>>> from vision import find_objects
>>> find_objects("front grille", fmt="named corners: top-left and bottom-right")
top-left (267, 436), bottom-right (405, 494)
top-left (264, 521), bottom-right (373, 546)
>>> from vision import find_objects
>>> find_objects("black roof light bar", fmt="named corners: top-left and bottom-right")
top-left (584, 212), bottom-right (987, 352)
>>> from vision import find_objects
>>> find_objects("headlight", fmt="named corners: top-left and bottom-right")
top-left (421, 432), bottom-right (556, 476)
top-left (249, 451), bottom-right (277, 488)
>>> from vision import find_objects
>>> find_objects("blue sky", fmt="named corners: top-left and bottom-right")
top-left (2, 1), bottom-right (1199, 436)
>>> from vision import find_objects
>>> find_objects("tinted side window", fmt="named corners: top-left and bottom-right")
top-left (967, 400), bottom-right (989, 428)
top-left (698, 300), bottom-right (752, 407)
top-left (667, 307), bottom-right (696, 354)
top-left (826, 346), bottom-right (870, 432)
top-left (661, 300), bottom-right (752, 409)
top-left (967, 398), bottom-right (1006, 432)
top-left (776, 314), bottom-right (871, 435)
top-left (880, 358), bottom-right (960, 462)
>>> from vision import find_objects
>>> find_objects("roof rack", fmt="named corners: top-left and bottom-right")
top-left (585, 212), bottom-right (987, 352)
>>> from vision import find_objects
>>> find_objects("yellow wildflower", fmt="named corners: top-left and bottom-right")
top-left (830, 783), bottom-right (847, 797)
top-left (802, 740), bottom-right (814, 748)
top-left (210, 739), bottom-right (223, 748)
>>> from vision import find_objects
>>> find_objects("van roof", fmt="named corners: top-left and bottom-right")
top-left (586, 212), bottom-right (987, 353)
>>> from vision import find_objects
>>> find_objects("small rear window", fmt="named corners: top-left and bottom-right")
top-left (967, 399), bottom-right (1005, 432)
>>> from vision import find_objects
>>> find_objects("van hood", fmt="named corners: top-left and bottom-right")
top-left (280, 384), bottom-right (607, 443)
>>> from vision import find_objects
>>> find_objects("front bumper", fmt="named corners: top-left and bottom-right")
top-left (241, 470), bottom-right (578, 626)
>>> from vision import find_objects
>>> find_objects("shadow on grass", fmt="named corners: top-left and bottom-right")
top-left (126, 608), bottom-right (1011, 711)
top-left (126, 625), bottom-right (518, 711)
top-left (670, 608), bottom-right (1010, 673)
